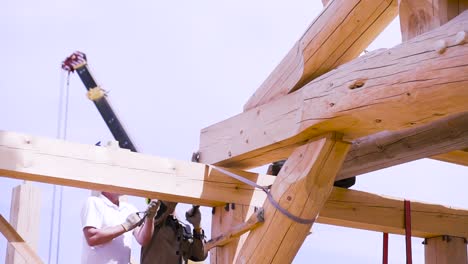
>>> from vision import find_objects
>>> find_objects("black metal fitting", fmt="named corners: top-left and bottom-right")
top-left (191, 152), bottom-right (200, 162)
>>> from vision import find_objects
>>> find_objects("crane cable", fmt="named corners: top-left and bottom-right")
top-left (48, 69), bottom-right (71, 264)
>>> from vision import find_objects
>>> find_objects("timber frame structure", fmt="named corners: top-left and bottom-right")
top-left (1, 0), bottom-right (468, 263)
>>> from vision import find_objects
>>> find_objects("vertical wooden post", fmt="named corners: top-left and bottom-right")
top-left (235, 133), bottom-right (350, 263)
top-left (210, 204), bottom-right (254, 264)
top-left (6, 182), bottom-right (41, 264)
top-left (424, 236), bottom-right (467, 264)
top-left (398, 3), bottom-right (468, 261)
top-left (399, 0), bottom-right (468, 41)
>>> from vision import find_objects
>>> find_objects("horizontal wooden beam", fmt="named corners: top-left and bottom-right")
top-left (318, 187), bottom-right (468, 238)
top-left (0, 130), bottom-right (271, 207)
top-left (431, 149), bottom-right (468, 166)
top-left (244, 0), bottom-right (398, 110)
top-left (1, 131), bottom-right (467, 237)
top-left (0, 215), bottom-right (43, 264)
top-left (336, 112), bottom-right (468, 180)
top-left (199, 11), bottom-right (468, 169)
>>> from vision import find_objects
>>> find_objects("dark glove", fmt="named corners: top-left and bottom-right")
top-left (146, 200), bottom-right (160, 219)
top-left (121, 212), bottom-right (141, 231)
top-left (185, 206), bottom-right (201, 228)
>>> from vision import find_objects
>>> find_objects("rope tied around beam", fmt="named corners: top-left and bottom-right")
top-left (211, 166), bottom-right (316, 225)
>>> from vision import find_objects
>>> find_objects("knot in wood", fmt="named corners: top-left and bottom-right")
top-left (348, 78), bottom-right (366, 90)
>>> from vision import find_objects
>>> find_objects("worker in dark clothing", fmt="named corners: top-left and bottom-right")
top-left (140, 201), bottom-right (207, 264)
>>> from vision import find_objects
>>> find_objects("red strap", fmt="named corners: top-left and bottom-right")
top-left (382, 233), bottom-right (388, 264)
top-left (404, 200), bottom-right (412, 264)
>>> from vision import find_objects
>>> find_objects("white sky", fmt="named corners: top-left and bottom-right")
top-left (1, 1), bottom-right (467, 263)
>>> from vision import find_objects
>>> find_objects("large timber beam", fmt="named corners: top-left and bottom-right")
top-left (0, 130), bottom-right (271, 207)
top-left (235, 133), bottom-right (351, 263)
top-left (336, 113), bottom-right (468, 180)
top-left (398, 0), bottom-right (468, 170)
top-left (244, 0), bottom-right (398, 111)
top-left (199, 11), bottom-right (468, 169)
top-left (318, 187), bottom-right (468, 238)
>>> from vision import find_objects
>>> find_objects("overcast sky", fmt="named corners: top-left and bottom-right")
top-left (1, 1), bottom-right (467, 263)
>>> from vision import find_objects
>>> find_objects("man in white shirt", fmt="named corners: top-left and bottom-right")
top-left (81, 192), bottom-right (157, 264)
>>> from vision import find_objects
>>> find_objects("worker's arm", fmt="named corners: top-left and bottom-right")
top-left (83, 212), bottom-right (141, 247)
top-left (189, 227), bottom-right (207, 261)
top-left (82, 225), bottom-right (126, 247)
top-left (133, 200), bottom-right (160, 246)
top-left (133, 217), bottom-right (154, 246)
top-left (186, 206), bottom-right (208, 261)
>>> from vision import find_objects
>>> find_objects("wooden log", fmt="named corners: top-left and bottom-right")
top-left (424, 236), bottom-right (468, 264)
top-left (199, 11), bottom-right (468, 169)
top-left (0, 215), bottom-right (43, 264)
top-left (318, 187), bottom-right (468, 238)
top-left (342, 0), bottom-right (468, 177)
top-left (235, 133), bottom-right (351, 263)
top-left (399, 0), bottom-right (468, 41)
top-left (336, 113), bottom-right (468, 180)
top-left (243, 0), bottom-right (398, 111)
top-left (398, 0), bottom-right (468, 168)
top-left (6, 182), bottom-right (41, 264)
top-left (431, 149), bottom-right (468, 166)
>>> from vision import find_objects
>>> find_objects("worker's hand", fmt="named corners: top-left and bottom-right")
top-left (146, 200), bottom-right (160, 219)
top-left (185, 206), bottom-right (201, 228)
top-left (121, 212), bottom-right (141, 232)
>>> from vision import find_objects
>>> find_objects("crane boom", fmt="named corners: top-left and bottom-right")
top-left (62, 51), bottom-right (137, 152)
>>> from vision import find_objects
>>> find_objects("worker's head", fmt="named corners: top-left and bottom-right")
top-left (164, 201), bottom-right (177, 214)
top-left (152, 201), bottom-right (178, 219)
top-left (101, 192), bottom-right (122, 205)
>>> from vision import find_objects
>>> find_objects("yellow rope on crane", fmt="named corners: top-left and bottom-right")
top-left (86, 87), bottom-right (105, 101)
